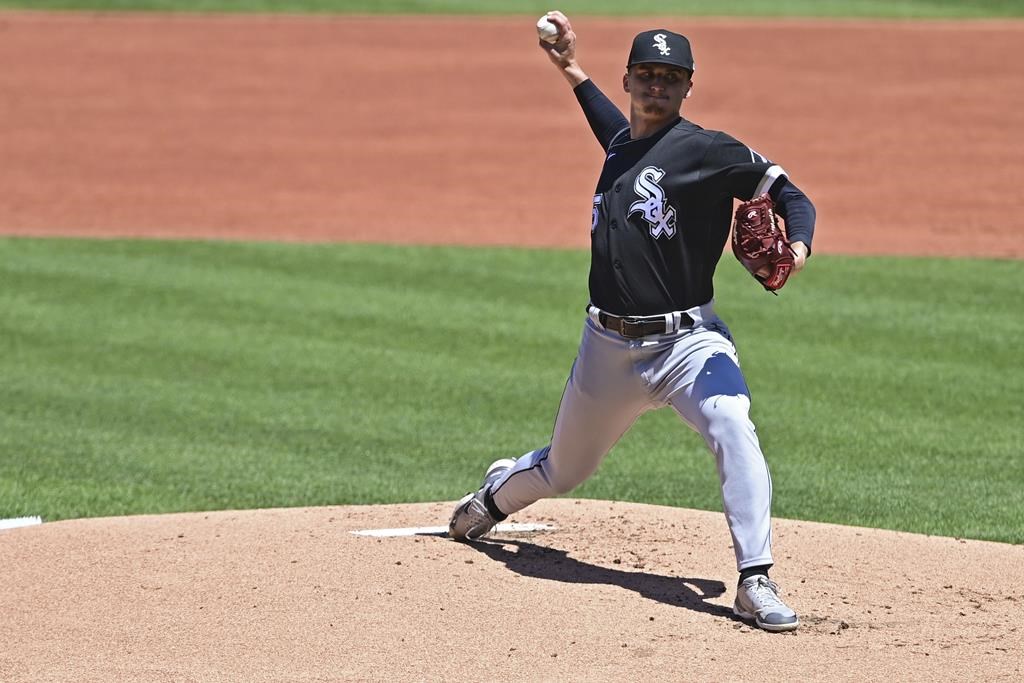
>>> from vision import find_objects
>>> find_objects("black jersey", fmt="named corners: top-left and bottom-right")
top-left (575, 80), bottom-right (814, 316)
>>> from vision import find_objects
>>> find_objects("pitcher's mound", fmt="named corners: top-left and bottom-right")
top-left (2, 499), bottom-right (1021, 681)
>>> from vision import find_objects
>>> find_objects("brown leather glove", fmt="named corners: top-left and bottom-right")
top-left (731, 194), bottom-right (795, 292)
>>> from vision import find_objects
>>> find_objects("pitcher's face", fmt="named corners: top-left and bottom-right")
top-left (623, 63), bottom-right (692, 123)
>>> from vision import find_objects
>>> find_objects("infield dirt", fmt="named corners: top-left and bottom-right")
top-left (1, 13), bottom-right (1023, 256)
top-left (1, 12), bottom-right (1022, 683)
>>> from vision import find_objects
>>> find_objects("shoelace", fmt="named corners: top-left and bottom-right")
top-left (751, 576), bottom-right (785, 608)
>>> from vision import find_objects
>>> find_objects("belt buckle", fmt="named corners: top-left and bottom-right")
top-left (619, 318), bottom-right (642, 339)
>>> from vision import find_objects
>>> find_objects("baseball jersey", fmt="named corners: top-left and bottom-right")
top-left (575, 80), bottom-right (815, 316)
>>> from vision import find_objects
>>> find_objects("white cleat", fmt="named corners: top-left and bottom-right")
top-left (448, 458), bottom-right (516, 542)
top-left (733, 575), bottom-right (800, 632)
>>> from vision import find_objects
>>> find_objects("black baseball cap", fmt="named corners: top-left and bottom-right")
top-left (627, 29), bottom-right (695, 73)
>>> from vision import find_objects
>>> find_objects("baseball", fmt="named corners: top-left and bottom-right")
top-left (536, 16), bottom-right (560, 44)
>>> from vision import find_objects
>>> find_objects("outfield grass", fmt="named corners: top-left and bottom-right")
top-left (1, 0), bottom-right (1023, 17)
top-left (1, 238), bottom-right (1021, 543)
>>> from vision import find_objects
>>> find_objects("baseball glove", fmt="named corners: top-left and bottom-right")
top-left (731, 193), bottom-right (795, 292)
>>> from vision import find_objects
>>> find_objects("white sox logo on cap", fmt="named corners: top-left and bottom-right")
top-left (653, 34), bottom-right (671, 56)
top-left (627, 29), bottom-right (694, 71)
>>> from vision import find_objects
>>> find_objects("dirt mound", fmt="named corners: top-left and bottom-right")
top-left (2, 499), bottom-right (1021, 681)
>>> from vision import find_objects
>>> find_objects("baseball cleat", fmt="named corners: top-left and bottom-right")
top-left (448, 458), bottom-right (515, 542)
top-left (483, 458), bottom-right (517, 490)
top-left (733, 575), bottom-right (799, 632)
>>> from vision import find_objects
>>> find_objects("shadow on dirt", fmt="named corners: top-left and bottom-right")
top-left (468, 537), bottom-right (737, 621)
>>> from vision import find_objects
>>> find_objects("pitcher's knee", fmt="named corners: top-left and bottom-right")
top-left (701, 394), bottom-right (756, 440)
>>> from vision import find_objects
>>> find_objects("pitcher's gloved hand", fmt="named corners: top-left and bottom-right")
top-left (731, 194), bottom-right (796, 292)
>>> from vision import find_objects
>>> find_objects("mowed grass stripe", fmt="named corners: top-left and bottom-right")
top-left (0, 238), bottom-right (1021, 543)
top-left (1, 0), bottom-right (1023, 18)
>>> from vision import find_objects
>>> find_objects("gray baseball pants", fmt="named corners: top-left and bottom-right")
top-left (488, 301), bottom-right (775, 570)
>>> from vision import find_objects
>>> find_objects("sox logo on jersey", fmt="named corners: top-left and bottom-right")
top-left (629, 166), bottom-right (676, 239)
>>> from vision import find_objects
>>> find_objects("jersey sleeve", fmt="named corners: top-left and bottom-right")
top-left (701, 132), bottom-right (787, 201)
top-left (573, 79), bottom-right (630, 152)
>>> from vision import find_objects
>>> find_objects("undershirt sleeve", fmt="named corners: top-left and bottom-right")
top-left (768, 177), bottom-right (817, 254)
top-left (573, 79), bottom-right (630, 152)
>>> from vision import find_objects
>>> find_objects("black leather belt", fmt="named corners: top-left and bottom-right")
top-left (597, 311), bottom-right (695, 339)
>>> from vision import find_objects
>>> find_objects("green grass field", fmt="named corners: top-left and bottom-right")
top-left (1, 238), bottom-right (1021, 543)
top-left (2, 0), bottom-right (1023, 18)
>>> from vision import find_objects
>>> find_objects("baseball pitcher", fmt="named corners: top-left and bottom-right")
top-left (450, 12), bottom-right (817, 633)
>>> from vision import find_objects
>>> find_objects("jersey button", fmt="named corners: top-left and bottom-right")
top-left (610, 219), bottom-right (618, 229)
top-left (614, 259), bottom-right (623, 269)
top-left (614, 183), bottom-right (622, 193)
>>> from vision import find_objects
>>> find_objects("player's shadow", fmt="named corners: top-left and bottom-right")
top-left (468, 538), bottom-right (736, 621)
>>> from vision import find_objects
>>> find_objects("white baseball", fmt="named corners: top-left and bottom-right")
top-left (536, 16), bottom-right (559, 44)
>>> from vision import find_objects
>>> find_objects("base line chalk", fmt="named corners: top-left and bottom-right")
top-left (0, 516), bottom-right (43, 531)
top-left (351, 522), bottom-right (555, 538)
